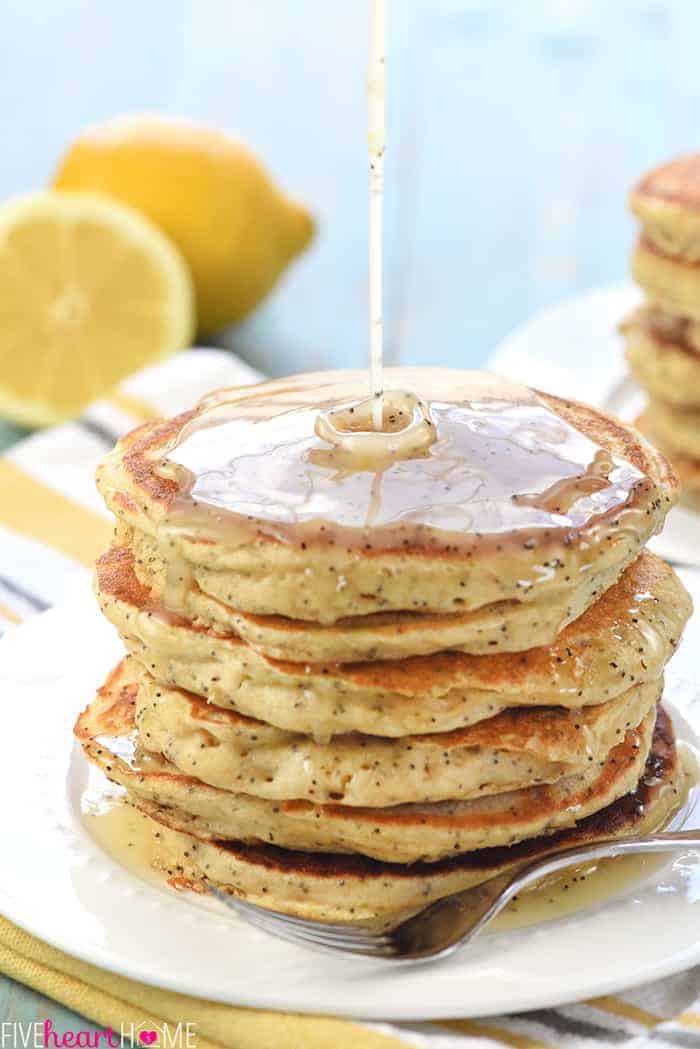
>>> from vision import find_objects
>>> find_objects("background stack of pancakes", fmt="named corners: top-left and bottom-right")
top-left (624, 154), bottom-right (700, 508)
top-left (76, 370), bottom-right (692, 928)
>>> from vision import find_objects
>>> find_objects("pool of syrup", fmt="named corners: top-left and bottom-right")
top-left (157, 370), bottom-right (646, 554)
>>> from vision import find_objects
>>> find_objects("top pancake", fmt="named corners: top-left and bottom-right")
top-left (96, 368), bottom-right (677, 630)
top-left (630, 153), bottom-right (700, 261)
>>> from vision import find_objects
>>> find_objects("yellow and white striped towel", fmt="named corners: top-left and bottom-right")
top-left (1, 348), bottom-right (699, 1048)
top-left (0, 348), bottom-right (259, 629)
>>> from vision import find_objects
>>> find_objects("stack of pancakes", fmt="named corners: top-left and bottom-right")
top-left (76, 369), bottom-right (692, 928)
top-left (624, 154), bottom-right (700, 507)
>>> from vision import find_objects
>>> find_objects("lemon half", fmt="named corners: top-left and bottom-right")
top-left (0, 190), bottom-right (194, 427)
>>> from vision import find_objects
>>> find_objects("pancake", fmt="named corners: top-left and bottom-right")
top-left (632, 237), bottom-right (700, 322)
top-left (75, 677), bottom-right (656, 862)
top-left (636, 410), bottom-right (700, 508)
top-left (93, 708), bottom-right (685, 926)
top-left (640, 397), bottom-right (700, 461)
top-left (122, 539), bottom-right (639, 662)
top-left (95, 369), bottom-right (676, 636)
top-left (630, 153), bottom-right (700, 261)
top-left (622, 307), bottom-right (700, 408)
top-left (125, 656), bottom-right (661, 806)
top-left (96, 544), bottom-right (690, 737)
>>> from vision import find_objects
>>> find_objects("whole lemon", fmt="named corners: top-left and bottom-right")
top-left (53, 114), bottom-right (315, 335)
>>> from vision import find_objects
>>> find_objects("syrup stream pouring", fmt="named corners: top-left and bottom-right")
top-left (368, 0), bottom-right (385, 430)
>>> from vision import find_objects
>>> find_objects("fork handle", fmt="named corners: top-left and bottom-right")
top-left (391, 830), bottom-right (700, 962)
top-left (462, 829), bottom-right (700, 951)
top-left (511, 828), bottom-right (700, 899)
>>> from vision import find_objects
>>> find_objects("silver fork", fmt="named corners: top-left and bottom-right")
top-left (209, 828), bottom-right (700, 962)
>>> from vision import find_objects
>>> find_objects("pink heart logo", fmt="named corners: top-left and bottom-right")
top-left (139, 1033), bottom-right (158, 1045)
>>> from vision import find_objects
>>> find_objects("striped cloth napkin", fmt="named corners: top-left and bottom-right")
top-left (1, 348), bottom-right (699, 1048)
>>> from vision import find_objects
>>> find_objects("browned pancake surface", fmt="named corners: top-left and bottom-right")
top-left (633, 155), bottom-right (700, 210)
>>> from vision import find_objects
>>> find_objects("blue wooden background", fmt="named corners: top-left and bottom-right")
top-left (2, 0), bottom-right (700, 385)
top-left (2, 0), bottom-right (700, 1031)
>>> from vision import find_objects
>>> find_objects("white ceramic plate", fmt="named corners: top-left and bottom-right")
top-left (1, 584), bottom-right (700, 1021)
top-left (488, 281), bottom-right (700, 569)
